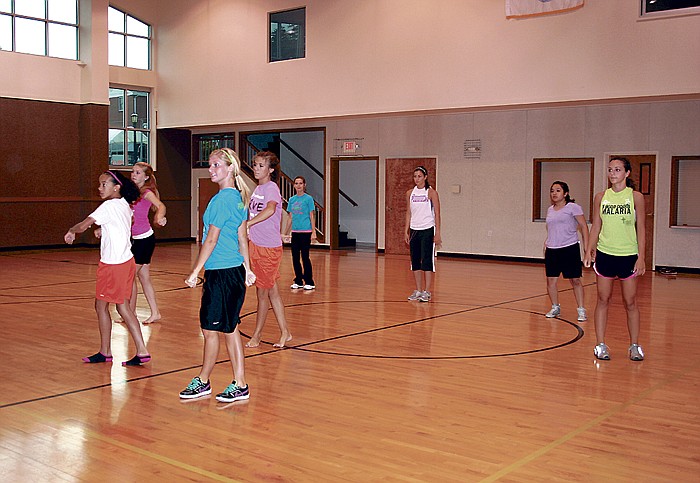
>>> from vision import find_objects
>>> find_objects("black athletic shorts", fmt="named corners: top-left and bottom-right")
top-left (131, 233), bottom-right (156, 265)
top-left (199, 265), bottom-right (247, 333)
top-left (544, 242), bottom-right (582, 279)
top-left (409, 227), bottom-right (435, 272)
top-left (593, 250), bottom-right (638, 280)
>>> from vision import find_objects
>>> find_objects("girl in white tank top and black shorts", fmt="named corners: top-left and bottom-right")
top-left (405, 166), bottom-right (441, 303)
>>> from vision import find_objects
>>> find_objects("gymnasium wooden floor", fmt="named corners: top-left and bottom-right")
top-left (1, 243), bottom-right (698, 482)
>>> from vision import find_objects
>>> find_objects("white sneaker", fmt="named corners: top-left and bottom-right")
top-left (407, 290), bottom-right (421, 301)
top-left (577, 307), bottom-right (587, 322)
top-left (290, 283), bottom-right (303, 289)
top-left (418, 291), bottom-right (431, 302)
top-left (545, 304), bottom-right (561, 318)
top-left (594, 343), bottom-right (611, 360)
top-left (303, 284), bottom-right (315, 290)
top-left (629, 344), bottom-right (645, 361)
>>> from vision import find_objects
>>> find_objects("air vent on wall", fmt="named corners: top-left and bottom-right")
top-left (463, 139), bottom-right (481, 158)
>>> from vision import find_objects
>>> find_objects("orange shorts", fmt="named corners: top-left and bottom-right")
top-left (95, 259), bottom-right (136, 303)
top-left (249, 242), bottom-right (282, 289)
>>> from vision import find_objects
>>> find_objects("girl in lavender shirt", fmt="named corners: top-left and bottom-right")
top-left (245, 151), bottom-right (292, 349)
top-left (544, 181), bottom-right (589, 321)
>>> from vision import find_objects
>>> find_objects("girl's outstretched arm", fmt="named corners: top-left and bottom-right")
top-left (144, 191), bottom-right (167, 226)
top-left (65, 216), bottom-right (96, 244)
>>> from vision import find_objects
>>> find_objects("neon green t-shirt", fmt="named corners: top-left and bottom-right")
top-left (597, 186), bottom-right (638, 256)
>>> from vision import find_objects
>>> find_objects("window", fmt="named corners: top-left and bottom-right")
top-left (193, 133), bottom-right (235, 169)
top-left (109, 87), bottom-right (150, 167)
top-left (533, 158), bottom-right (594, 221)
top-left (640, 0), bottom-right (700, 19)
top-left (670, 156), bottom-right (700, 227)
top-left (108, 6), bottom-right (150, 69)
top-left (269, 7), bottom-right (305, 62)
top-left (0, 0), bottom-right (78, 60)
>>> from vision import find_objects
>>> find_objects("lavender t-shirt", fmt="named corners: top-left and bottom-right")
top-left (249, 181), bottom-right (283, 248)
top-left (546, 202), bottom-right (584, 249)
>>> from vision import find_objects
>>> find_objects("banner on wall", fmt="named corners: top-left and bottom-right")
top-left (506, 0), bottom-right (584, 18)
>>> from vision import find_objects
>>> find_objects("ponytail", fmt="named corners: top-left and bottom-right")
top-left (235, 174), bottom-right (251, 205)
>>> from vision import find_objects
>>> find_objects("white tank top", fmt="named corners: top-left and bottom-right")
top-left (410, 187), bottom-right (435, 230)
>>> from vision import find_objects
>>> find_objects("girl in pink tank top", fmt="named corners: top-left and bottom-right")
top-left (127, 162), bottom-right (167, 324)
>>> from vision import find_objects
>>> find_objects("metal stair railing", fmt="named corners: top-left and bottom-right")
top-left (241, 137), bottom-right (325, 242)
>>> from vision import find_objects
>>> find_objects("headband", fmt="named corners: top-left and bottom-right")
top-left (415, 166), bottom-right (428, 175)
top-left (107, 171), bottom-right (123, 185)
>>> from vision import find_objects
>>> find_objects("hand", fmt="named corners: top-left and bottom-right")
top-left (245, 270), bottom-right (257, 287)
top-left (282, 235), bottom-right (291, 243)
top-left (64, 231), bottom-right (75, 245)
top-left (94, 227), bottom-right (102, 239)
top-left (156, 216), bottom-right (167, 227)
top-left (583, 250), bottom-right (594, 268)
top-left (404, 233), bottom-right (410, 244)
top-left (185, 273), bottom-right (198, 288)
top-left (634, 259), bottom-right (646, 277)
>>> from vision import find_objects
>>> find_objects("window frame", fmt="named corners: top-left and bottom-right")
top-left (639, 0), bottom-right (700, 20)
top-left (192, 133), bottom-right (236, 169)
top-left (108, 86), bottom-right (152, 168)
top-left (532, 157), bottom-right (594, 222)
top-left (268, 7), bottom-right (306, 63)
top-left (0, 0), bottom-right (79, 60)
top-left (670, 155), bottom-right (700, 228)
top-left (107, 5), bottom-right (151, 70)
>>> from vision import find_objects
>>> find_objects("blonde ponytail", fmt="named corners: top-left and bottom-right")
top-left (235, 174), bottom-right (251, 205)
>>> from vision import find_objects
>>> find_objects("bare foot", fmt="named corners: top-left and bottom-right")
top-left (113, 319), bottom-right (125, 324)
top-left (273, 333), bottom-right (293, 348)
top-left (143, 314), bottom-right (162, 324)
top-left (245, 337), bottom-right (261, 348)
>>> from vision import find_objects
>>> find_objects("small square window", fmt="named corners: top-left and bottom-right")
top-left (269, 7), bottom-right (305, 62)
top-left (533, 158), bottom-right (594, 221)
top-left (671, 156), bottom-right (700, 227)
top-left (640, 0), bottom-right (700, 18)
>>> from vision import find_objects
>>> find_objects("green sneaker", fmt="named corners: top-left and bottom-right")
top-left (216, 381), bottom-right (250, 402)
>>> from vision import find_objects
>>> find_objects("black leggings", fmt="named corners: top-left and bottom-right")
top-left (291, 232), bottom-right (314, 285)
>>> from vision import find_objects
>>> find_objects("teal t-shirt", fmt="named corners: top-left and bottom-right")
top-left (287, 193), bottom-right (315, 232)
top-left (202, 188), bottom-right (247, 269)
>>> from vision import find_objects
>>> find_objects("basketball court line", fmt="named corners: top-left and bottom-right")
top-left (0, 287), bottom-right (589, 409)
top-left (478, 358), bottom-right (700, 482)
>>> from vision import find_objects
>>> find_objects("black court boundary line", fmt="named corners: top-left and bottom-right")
top-left (240, 296), bottom-right (585, 359)
top-left (0, 281), bottom-right (592, 409)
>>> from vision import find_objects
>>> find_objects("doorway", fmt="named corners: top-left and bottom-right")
top-left (329, 157), bottom-right (378, 250)
top-left (608, 154), bottom-right (655, 270)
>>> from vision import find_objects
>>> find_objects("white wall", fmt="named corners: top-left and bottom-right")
top-left (2, 1), bottom-right (698, 267)
top-left (154, 0), bottom-right (700, 127)
top-left (339, 159), bottom-right (377, 244)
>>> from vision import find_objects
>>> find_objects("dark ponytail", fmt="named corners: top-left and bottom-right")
top-left (106, 170), bottom-right (140, 204)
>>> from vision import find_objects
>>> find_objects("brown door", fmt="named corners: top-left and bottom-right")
top-left (385, 158), bottom-right (437, 255)
top-left (609, 154), bottom-right (655, 270)
top-left (197, 178), bottom-right (219, 241)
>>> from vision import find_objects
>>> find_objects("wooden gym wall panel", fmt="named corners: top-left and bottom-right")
top-left (154, 128), bottom-right (192, 240)
top-left (0, 98), bottom-right (108, 248)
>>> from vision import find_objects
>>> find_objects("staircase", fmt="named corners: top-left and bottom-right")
top-left (240, 134), bottom-right (325, 243)
top-left (337, 226), bottom-right (356, 248)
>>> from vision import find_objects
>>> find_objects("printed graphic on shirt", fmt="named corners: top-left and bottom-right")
top-left (601, 198), bottom-right (634, 225)
top-left (411, 193), bottom-right (429, 203)
top-left (249, 192), bottom-right (266, 217)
